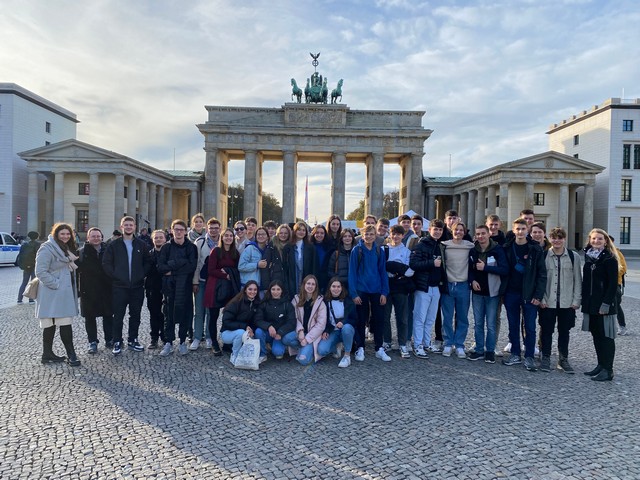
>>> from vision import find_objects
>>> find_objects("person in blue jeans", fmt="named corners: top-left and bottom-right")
top-left (468, 225), bottom-right (508, 363)
top-left (440, 221), bottom-right (475, 359)
top-left (220, 280), bottom-right (264, 364)
top-left (255, 280), bottom-right (296, 360)
top-left (318, 278), bottom-right (357, 367)
top-left (501, 218), bottom-right (547, 372)
top-left (283, 275), bottom-right (327, 366)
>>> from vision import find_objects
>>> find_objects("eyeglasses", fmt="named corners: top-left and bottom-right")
top-left (173, 228), bottom-right (186, 232)
top-left (234, 227), bottom-right (245, 232)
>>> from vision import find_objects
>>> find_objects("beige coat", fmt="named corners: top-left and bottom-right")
top-left (542, 248), bottom-right (582, 309)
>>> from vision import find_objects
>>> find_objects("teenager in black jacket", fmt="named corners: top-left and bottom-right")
top-left (255, 280), bottom-right (296, 359)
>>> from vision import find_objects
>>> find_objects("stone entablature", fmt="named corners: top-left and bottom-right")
top-left (547, 97), bottom-right (640, 133)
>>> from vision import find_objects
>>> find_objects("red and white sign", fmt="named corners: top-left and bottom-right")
top-left (16, 215), bottom-right (21, 224)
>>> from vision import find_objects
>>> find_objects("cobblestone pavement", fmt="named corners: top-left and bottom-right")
top-left (1, 264), bottom-right (639, 479)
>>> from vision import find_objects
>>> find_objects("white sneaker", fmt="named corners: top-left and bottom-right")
top-left (354, 347), bottom-right (365, 362)
top-left (259, 355), bottom-right (267, 364)
top-left (178, 343), bottom-right (188, 355)
top-left (456, 347), bottom-right (466, 359)
top-left (534, 346), bottom-right (541, 359)
top-left (375, 347), bottom-right (391, 362)
top-left (338, 356), bottom-right (351, 368)
top-left (382, 342), bottom-right (391, 351)
top-left (189, 339), bottom-right (200, 351)
top-left (495, 349), bottom-right (504, 357)
top-left (503, 342), bottom-right (512, 353)
top-left (333, 343), bottom-right (343, 359)
top-left (205, 338), bottom-right (213, 349)
top-left (159, 343), bottom-right (172, 356)
top-left (400, 345), bottom-right (410, 359)
top-left (442, 346), bottom-right (452, 357)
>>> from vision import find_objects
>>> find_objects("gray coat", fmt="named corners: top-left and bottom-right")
top-left (34, 236), bottom-right (79, 319)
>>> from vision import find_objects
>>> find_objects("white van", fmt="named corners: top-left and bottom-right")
top-left (0, 232), bottom-right (20, 265)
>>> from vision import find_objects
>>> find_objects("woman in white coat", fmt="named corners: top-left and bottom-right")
top-left (35, 223), bottom-right (81, 366)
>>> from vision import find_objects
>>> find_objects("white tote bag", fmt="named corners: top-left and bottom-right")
top-left (234, 337), bottom-right (261, 371)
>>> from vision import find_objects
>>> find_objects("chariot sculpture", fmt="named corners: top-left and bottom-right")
top-left (289, 52), bottom-right (344, 105)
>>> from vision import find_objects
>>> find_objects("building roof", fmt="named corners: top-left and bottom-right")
top-left (0, 83), bottom-right (79, 123)
top-left (163, 170), bottom-right (203, 178)
top-left (546, 97), bottom-right (640, 134)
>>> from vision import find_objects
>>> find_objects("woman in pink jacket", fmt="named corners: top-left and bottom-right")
top-left (283, 274), bottom-right (326, 365)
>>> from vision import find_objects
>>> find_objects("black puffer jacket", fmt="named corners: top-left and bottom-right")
top-left (326, 246), bottom-right (351, 288)
top-left (501, 239), bottom-right (547, 301)
top-left (256, 297), bottom-right (296, 337)
top-left (260, 243), bottom-right (288, 293)
top-left (221, 296), bottom-right (262, 332)
top-left (157, 239), bottom-right (197, 306)
top-left (77, 242), bottom-right (112, 318)
top-left (582, 249), bottom-right (618, 315)
top-left (409, 234), bottom-right (443, 292)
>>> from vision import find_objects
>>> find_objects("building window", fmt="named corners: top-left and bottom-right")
top-left (45, 121), bottom-right (51, 133)
top-left (573, 154), bottom-right (579, 158)
top-left (573, 134), bottom-right (579, 146)
top-left (623, 120), bottom-right (634, 132)
top-left (635, 145), bottom-right (640, 169)
top-left (124, 186), bottom-right (128, 198)
top-left (76, 210), bottom-right (89, 233)
top-left (621, 179), bottom-right (632, 201)
top-left (620, 217), bottom-right (631, 244)
top-left (534, 193), bottom-right (545, 206)
top-left (496, 194), bottom-right (500, 207)
top-left (78, 183), bottom-right (90, 195)
top-left (623, 144), bottom-right (631, 169)
top-left (45, 141), bottom-right (50, 146)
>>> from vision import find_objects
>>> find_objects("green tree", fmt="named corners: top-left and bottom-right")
top-left (382, 190), bottom-right (399, 219)
top-left (262, 191), bottom-right (283, 223)
top-left (346, 199), bottom-right (365, 221)
top-left (227, 183), bottom-right (283, 224)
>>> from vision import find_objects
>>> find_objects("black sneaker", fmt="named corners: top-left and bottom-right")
top-left (484, 351), bottom-right (496, 364)
top-left (211, 342), bottom-right (222, 357)
top-left (66, 355), bottom-right (81, 367)
top-left (147, 339), bottom-right (159, 350)
top-left (524, 356), bottom-right (537, 372)
top-left (128, 339), bottom-right (144, 352)
top-left (88, 342), bottom-right (98, 354)
top-left (112, 342), bottom-right (122, 355)
top-left (105, 340), bottom-right (114, 350)
top-left (467, 351), bottom-right (484, 361)
top-left (502, 354), bottom-right (522, 366)
top-left (41, 353), bottom-right (65, 364)
top-left (539, 355), bottom-right (551, 372)
top-left (28, 299), bottom-right (35, 304)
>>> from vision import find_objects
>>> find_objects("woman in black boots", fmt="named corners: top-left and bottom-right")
top-left (581, 228), bottom-right (618, 381)
top-left (35, 223), bottom-right (81, 366)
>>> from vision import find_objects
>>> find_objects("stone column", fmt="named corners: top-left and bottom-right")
top-left (583, 183), bottom-right (594, 236)
top-left (148, 183), bottom-right (157, 230)
top-left (45, 174), bottom-right (54, 230)
top-left (467, 189), bottom-right (477, 232)
top-left (366, 152), bottom-right (384, 218)
top-left (498, 182), bottom-right (509, 226)
top-left (459, 192), bottom-right (469, 226)
top-left (156, 185), bottom-right (165, 229)
top-left (524, 182), bottom-right (535, 211)
top-left (558, 183), bottom-right (569, 230)
top-left (114, 173), bottom-right (125, 227)
top-left (282, 150), bottom-right (297, 223)
top-left (452, 194), bottom-right (461, 215)
top-left (190, 188), bottom-right (199, 219)
top-left (27, 172), bottom-right (39, 232)
top-left (166, 188), bottom-right (173, 224)
top-left (139, 180), bottom-right (149, 228)
top-left (54, 172), bottom-right (64, 222)
top-left (409, 153), bottom-right (424, 213)
top-left (204, 147), bottom-right (218, 217)
top-left (243, 150), bottom-right (259, 219)
top-left (475, 187), bottom-right (486, 231)
top-left (89, 172), bottom-right (100, 228)
top-left (127, 176), bottom-right (137, 219)
top-left (331, 152), bottom-right (346, 218)
top-left (427, 194), bottom-right (436, 220)
top-left (487, 184), bottom-right (497, 215)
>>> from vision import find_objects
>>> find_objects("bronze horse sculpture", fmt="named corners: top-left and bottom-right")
top-left (331, 79), bottom-right (343, 104)
top-left (291, 78), bottom-right (303, 103)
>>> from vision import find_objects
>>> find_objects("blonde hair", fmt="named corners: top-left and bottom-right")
top-left (586, 228), bottom-right (619, 263)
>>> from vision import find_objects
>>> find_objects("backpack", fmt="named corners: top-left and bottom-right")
top-left (17, 241), bottom-right (38, 270)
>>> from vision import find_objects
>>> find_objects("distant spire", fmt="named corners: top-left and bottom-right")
top-left (304, 176), bottom-right (309, 222)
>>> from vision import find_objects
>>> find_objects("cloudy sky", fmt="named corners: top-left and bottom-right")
top-left (3, 0), bottom-right (639, 222)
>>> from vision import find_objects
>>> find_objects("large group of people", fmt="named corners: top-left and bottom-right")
top-left (25, 208), bottom-right (628, 382)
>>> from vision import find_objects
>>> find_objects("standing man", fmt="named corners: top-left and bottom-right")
top-left (158, 219), bottom-right (198, 356)
top-left (410, 219), bottom-right (445, 359)
top-left (16, 231), bottom-right (40, 304)
top-left (103, 216), bottom-right (152, 355)
top-left (244, 217), bottom-right (258, 242)
top-left (486, 214), bottom-right (506, 246)
top-left (348, 225), bottom-right (390, 362)
top-left (539, 227), bottom-right (581, 373)
top-left (146, 229), bottom-right (167, 349)
top-left (375, 218), bottom-right (390, 246)
top-left (501, 218), bottom-right (547, 371)
top-left (192, 217), bottom-right (221, 350)
top-left (77, 227), bottom-right (113, 353)
top-left (468, 225), bottom-right (508, 363)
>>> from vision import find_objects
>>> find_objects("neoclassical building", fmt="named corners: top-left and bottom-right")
top-left (423, 151), bottom-right (604, 249)
top-left (19, 139), bottom-right (201, 236)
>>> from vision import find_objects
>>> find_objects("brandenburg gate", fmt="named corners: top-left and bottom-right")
top-left (197, 55), bottom-right (432, 224)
